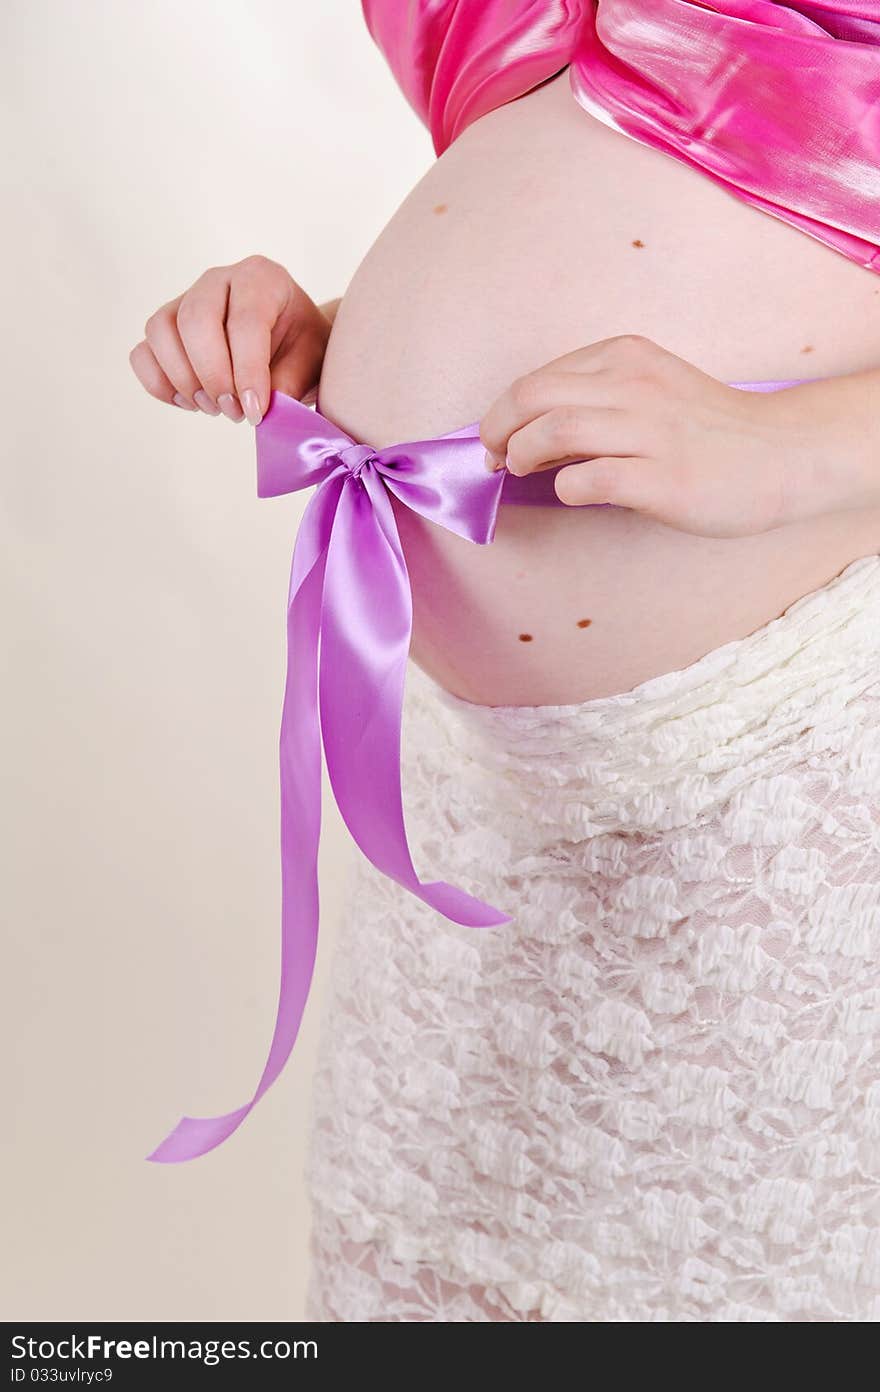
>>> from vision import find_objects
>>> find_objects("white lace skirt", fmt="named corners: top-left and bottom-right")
top-left (303, 553), bottom-right (880, 1322)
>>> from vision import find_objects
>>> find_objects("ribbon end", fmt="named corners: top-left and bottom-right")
top-left (146, 1103), bottom-right (252, 1164)
top-left (424, 880), bottom-right (513, 929)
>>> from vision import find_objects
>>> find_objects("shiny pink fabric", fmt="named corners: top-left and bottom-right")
top-left (362, 1), bottom-right (880, 271)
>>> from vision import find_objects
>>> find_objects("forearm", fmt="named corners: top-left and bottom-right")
top-left (772, 364), bottom-right (880, 522)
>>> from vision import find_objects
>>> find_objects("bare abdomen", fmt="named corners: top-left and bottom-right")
top-left (316, 68), bottom-right (880, 705)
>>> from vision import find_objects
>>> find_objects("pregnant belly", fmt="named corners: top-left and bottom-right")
top-left (316, 67), bottom-right (880, 705)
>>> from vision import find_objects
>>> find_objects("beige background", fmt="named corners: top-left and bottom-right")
top-left (2, 0), bottom-right (430, 1319)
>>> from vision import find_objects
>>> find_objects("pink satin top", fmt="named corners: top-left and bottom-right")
top-left (362, 0), bottom-right (880, 273)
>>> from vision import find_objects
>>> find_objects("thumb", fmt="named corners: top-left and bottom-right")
top-left (553, 455), bottom-right (658, 513)
top-left (268, 329), bottom-right (326, 405)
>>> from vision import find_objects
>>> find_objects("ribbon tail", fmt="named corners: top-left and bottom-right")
top-left (319, 474), bottom-right (511, 929)
top-left (147, 479), bottom-right (343, 1162)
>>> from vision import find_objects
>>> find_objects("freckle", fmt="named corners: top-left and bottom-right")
top-left (576, 617), bottom-right (592, 628)
top-left (800, 344), bottom-right (814, 354)
top-left (631, 238), bottom-right (645, 248)
top-left (433, 203), bottom-right (448, 215)
top-left (518, 633), bottom-right (533, 642)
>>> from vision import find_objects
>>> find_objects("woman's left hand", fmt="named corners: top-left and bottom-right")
top-left (479, 334), bottom-right (836, 538)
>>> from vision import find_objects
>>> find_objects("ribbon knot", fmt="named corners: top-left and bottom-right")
top-left (336, 442), bottom-right (378, 480)
top-left (147, 389), bottom-right (513, 1163)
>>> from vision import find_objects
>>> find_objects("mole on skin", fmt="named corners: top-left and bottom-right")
top-left (801, 344), bottom-right (815, 353)
top-left (631, 238), bottom-right (645, 248)
top-left (433, 203), bottom-right (448, 215)
top-left (519, 620), bottom-right (591, 641)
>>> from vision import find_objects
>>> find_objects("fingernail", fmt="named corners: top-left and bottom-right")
top-left (193, 389), bottom-right (221, 416)
top-left (240, 389), bottom-right (263, 426)
top-left (484, 450), bottom-right (504, 472)
top-left (172, 392), bottom-right (197, 411)
top-left (217, 392), bottom-right (244, 422)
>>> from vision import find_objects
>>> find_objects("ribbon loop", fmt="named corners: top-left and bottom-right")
top-left (147, 390), bottom-right (511, 1164)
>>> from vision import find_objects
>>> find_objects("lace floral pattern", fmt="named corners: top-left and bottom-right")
top-left (303, 555), bottom-right (880, 1321)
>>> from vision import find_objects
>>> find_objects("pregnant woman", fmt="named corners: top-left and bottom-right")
top-left (130, 4), bottom-right (880, 1321)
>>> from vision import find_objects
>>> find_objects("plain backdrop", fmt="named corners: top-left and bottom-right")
top-left (2, 0), bottom-right (430, 1320)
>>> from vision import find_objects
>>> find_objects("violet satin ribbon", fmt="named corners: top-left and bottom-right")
top-left (147, 390), bottom-right (512, 1163)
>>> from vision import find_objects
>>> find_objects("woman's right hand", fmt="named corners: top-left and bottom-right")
top-left (128, 255), bottom-right (338, 426)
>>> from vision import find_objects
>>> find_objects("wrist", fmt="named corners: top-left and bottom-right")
top-left (755, 377), bottom-right (880, 525)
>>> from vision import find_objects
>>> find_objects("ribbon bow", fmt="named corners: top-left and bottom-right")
top-left (148, 390), bottom-right (512, 1162)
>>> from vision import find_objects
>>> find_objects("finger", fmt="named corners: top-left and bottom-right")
top-left (143, 296), bottom-right (207, 409)
top-left (174, 266), bottom-right (240, 414)
top-left (128, 339), bottom-right (196, 409)
top-left (504, 405), bottom-right (643, 477)
top-left (533, 333), bottom-right (667, 379)
top-left (553, 454), bottom-right (661, 513)
top-left (481, 370), bottom-right (618, 462)
top-left (481, 333), bottom-right (679, 461)
top-left (225, 262), bottom-right (299, 423)
top-left (268, 327), bottom-right (329, 404)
